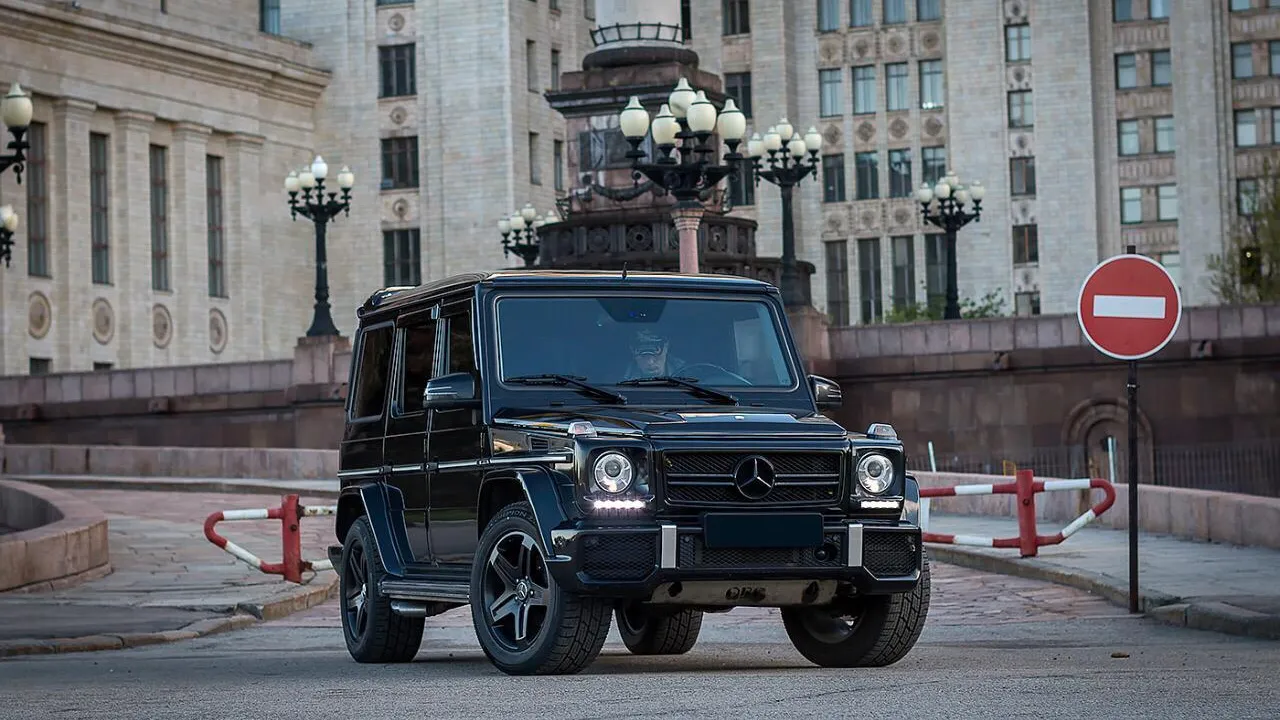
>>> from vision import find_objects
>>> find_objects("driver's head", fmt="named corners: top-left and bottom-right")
top-left (630, 328), bottom-right (668, 375)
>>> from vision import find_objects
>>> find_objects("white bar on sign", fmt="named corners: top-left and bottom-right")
top-left (1093, 294), bottom-right (1166, 320)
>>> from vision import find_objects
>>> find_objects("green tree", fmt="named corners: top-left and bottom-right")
top-left (882, 283), bottom-right (1009, 323)
top-left (1209, 157), bottom-right (1280, 303)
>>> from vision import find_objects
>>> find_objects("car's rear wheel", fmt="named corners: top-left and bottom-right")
top-left (339, 516), bottom-right (424, 663)
top-left (780, 552), bottom-right (931, 668)
top-left (469, 502), bottom-right (612, 675)
top-left (615, 602), bottom-right (703, 655)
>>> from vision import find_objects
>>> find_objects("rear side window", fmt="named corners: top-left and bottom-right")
top-left (351, 325), bottom-right (393, 419)
top-left (400, 319), bottom-right (438, 415)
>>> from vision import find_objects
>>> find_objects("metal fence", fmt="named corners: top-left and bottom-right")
top-left (905, 439), bottom-right (1280, 498)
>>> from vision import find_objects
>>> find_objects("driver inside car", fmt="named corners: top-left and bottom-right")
top-left (622, 328), bottom-right (687, 380)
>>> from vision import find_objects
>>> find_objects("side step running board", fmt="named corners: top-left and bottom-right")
top-left (380, 579), bottom-right (470, 604)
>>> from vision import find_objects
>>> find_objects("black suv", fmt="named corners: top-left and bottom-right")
top-left (329, 270), bottom-right (928, 676)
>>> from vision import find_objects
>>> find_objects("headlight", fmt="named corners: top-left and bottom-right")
top-left (592, 451), bottom-right (634, 494)
top-left (856, 453), bottom-right (894, 495)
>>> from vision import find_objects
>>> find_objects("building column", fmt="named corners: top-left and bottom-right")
top-left (112, 111), bottom-right (155, 368)
top-left (226, 133), bottom-right (265, 360)
top-left (50, 98), bottom-right (97, 373)
top-left (169, 122), bottom-right (212, 366)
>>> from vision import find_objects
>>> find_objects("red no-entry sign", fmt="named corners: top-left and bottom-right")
top-left (1077, 253), bottom-right (1183, 361)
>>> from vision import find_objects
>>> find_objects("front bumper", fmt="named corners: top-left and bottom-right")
top-left (545, 519), bottom-right (922, 600)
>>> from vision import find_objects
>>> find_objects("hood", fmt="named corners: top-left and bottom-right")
top-left (493, 405), bottom-right (850, 439)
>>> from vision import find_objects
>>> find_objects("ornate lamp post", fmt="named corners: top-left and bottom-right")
top-left (619, 78), bottom-right (748, 274)
top-left (285, 155), bottom-right (354, 338)
top-left (747, 121), bottom-right (824, 307)
top-left (0, 204), bottom-right (18, 268)
top-left (498, 203), bottom-right (557, 267)
top-left (0, 83), bottom-right (32, 182)
top-left (915, 171), bottom-right (985, 320)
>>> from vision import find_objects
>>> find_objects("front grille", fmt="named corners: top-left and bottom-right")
top-left (661, 450), bottom-right (843, 508)
top-left (864, 532), bottom-right (918, 577)
top-left (579, 532), bottom-right (657, 581)
top-left (677, 533), bottom-right (845, 569)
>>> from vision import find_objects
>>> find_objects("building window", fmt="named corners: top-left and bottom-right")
top-left (857, 238), bottom-right (883, 323)
top-left (921, 146), bottom-right (945, 187)
top-left (890, 235), bottom-right (915, 309)
top-left (1116, 53), bottom-right (1137, 88)
top-left (1012, 224), bottom-right (1038, 264)
top-left (206, 155), bottom-right (226, 298)
top-left (852, 65), bottom-right (876, 114)
top-left (1114, 0), bottom-right (1133, 21)
top-left (851, 0), bottom-right (873, 26)
top-left (149, 145), bottom-right (169, 292)
top-left (526, 40), bottom-right (538, 90)
top-left (1005, 24), bottom-right (1031, 62)
top-left (1231, 0), bottom-right (1250, 10)
top-left (89, 132), bottom-right (110, 285)
top-left (1151, 50), bottom-right (1171, 86)
top-left (818, 0), bottom-right (840, 31)
top-left (1159, 251), bottom-right (1181, 289)
top-left (1155, 115), bottom-right (1175, 152)
top-left (550, 49), bottom-right (561, 91)
top-left (883, 0), bottom-right (906, 24)
top-left (1150, 0), bottom-right (1168, 19)
top-left (855, 151), bottom-right (879, 200)
top-left (1008, 90), bottom-right (1033, 127)
top-left (729, 162), bottom-right (755, 206)
top-left (260, 0), bottom-right (280, 34)
top-left (1010, 157), bottom-right (1036, 196)
top-left (1233, 42), bottom-right (1254, 79)
top-left (1157, 184), bottom-right (1177, 221)
top-left (823, 153), bottom-right (846, 202)
top-left (824, 240), bottom-right (849, 326)
top-left (1118, 120), bottom-right (1140, 155)
top-left (25, 122), bottom-right (48, 278)
top-left (384, 228), bottom-right (421, 286)
top-left (888, 148), bottom-right (912, 198)
top-left (1236, 109), bottom-right (1258, 146)
top-left (819, 69), bottom-right (843, 117)
top-left (379, 44), bottom-right (416, 97)
top-left (886, 62), bottom-right (909, 111)
top-left (919, 60), bottom-right (944, 109)
top-left (1121, 186), bottom-right (1142, 223)
top-left (924, 233), bottom-right (947, 309)
top-left (29, 358), bottom-right (51, 375)
top-left (93, 362), bottom-right (114, 372)
top-left (1271, 40), bottom-right (1280, 75)
top-left (381, 137), bottom-right (419, 189)
top-left (1273, 108), bottom-right (1280, 144)
top-left (723, 0), bottom-right (749, 35)
top-left (725, 72), bottom-right (753, 118)
top-left (529, 132), bottom-right (541, 184)
top-left (1239, 178), bottom-right (1258, 215)
top-left (1015, 292), bottom-right (1041, 317)
top-left (553, 139), bottom-right (564, 191)
top-left (917, 0), bottom-right (940, 21)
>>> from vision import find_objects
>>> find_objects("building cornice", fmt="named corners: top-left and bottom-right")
top-left (0, 2), bottom-right (331, 109)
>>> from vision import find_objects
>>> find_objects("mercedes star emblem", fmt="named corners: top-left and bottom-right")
top-left (732, 455), bottom-right (776, 500)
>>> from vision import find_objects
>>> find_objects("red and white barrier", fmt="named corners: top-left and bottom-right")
top-left (203, 494), bottom-right (336, 583)
top-left (920, 469), bottom-right (1116, 557)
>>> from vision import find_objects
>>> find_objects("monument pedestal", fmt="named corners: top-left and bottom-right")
top-left (289, 335), bottom-right (352, 450)
top-left (786, 305), bottom-right (833, 376)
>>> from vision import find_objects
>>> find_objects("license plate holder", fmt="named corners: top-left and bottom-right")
top-left (702, 513), bottom-right (824, 549)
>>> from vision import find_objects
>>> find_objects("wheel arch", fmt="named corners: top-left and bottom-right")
top-left (337, 482), bottom-right (410, 578)
top-left (478, 466), bottom-right (573, 554)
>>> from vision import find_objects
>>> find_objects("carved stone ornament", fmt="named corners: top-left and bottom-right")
top-left (388, 13), bottom-right (405, 31)
top-left (209, 308), bottom-right (228, 355)
top-left (825, 214), bottom-right (844, 234)
top-left (392, 198), bottom-right (410, 218)
top-left (92, 298), bottom-right (114, 345)
top-left (28, 291), bottom-right (51, 340)
top-left (390, 107), bottom-right (408, 125)
top-left (889, 117), bottom-right (909, 139)
top-left (894, 207), bottom-right (912, 225)
top-left (854, 39), bottom-right (870, 58)
top-left (856, 122), bottom-right (876, 143)
top-left (152, 304), bottom-right (173, 349)
top-left (924, 116), bottom-right (944, 137)
top-left (823, 124), bottom-right (842, 146)
top-left (1005, 0), bottom-right (1025, 22)
top-left (624, 224), bottom-right (653, 251)
top-left (707, 225), bottom-right (728, 252)
top-left (887, 35), bottom-right (904, 54)
top-left (921, 31), bottom-right (940, 51)
top-left (819, 38), bottom-right (843, 64)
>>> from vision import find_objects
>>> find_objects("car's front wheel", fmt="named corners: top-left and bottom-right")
top-left (469, 502), bottom-right (612, 675)
top-left (615, 602), bottom-right (702, 655)
top-left (339, 516), bottom-right (424, 663)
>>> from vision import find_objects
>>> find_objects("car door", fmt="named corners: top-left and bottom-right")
top-left (340, 321), bottom-right (394, 496)
top-left (427, 297), bottom-right (486, 567)
top-left (382, 305), bottom-right (439, 564)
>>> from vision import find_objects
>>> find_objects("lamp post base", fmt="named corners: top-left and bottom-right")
top-left (670, 203), bottom-right (704, 275)
top-left (305, 304), bottom-right (340, 338)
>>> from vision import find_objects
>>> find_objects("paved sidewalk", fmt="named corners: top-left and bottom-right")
top-left (4, 473), bottom-right (337, 498)
top-left (0, 488), bottom-right (339, 658)
top-left (925, 513), bottom-right (1280, 641)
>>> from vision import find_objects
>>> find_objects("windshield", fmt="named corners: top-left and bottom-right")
top-left (495, 295), bottom-right (796, 389)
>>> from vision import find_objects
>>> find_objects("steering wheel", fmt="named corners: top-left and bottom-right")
top-left (678, 363), bottom-right (752, 386)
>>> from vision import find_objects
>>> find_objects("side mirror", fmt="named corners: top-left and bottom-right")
top-left (423, 372), bottom-right (478, 410)
top-left (809, 374), bottom-right (842, 410)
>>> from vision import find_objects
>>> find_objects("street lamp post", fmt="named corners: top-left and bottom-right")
top-left (0, 84), bottom-right (33, 183)
top-left (285, 155), bottom-right (355, 338)
top-left (0, 204), bottom-right (19, 268)
top-left (915, 171), bottom-right (985, 320)
top-left (748, 122), bottom-right (824, 307)
top-left (619, 78), bottom-right (748, 274)
top-left (498, 203), bottom-right (557, 267)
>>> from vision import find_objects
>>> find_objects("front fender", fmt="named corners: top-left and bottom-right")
top-left (901, 473), bottom-right (921, 527)
top-left (480, 466), bottom-right (573, 557)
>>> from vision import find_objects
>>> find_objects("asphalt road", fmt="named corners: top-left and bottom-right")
top-left (2, 563), bottom-right (1277, 720)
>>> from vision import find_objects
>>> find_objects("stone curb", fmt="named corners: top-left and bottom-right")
top-left (926, 544), bottom-right (1280, 642)
top-left (4, 474), bottom-right (339, 500)
top-left (0, 574), bottom-right (339, 659)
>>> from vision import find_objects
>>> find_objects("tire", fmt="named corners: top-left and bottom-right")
top-left (780, 551), bottom-right (932, 668)
top-left (615, 603), bottom-right (702, 655)
top-left (339, 515), bottom-right (425, 663)
top-left (469, 501), bottom-right (612, 675)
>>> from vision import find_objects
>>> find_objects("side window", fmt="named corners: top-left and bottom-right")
top-left (446, 305), bottom-right (477, 376)
top-left (400, 319), bottom-right (438, 415)
top-left (351, 325), bottom-right (393, 419)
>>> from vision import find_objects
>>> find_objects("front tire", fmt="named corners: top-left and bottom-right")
top-left (469, 502), bottom-right (612, 675)
top-left (339, 516), bottom-right (424, 663)
top-left (615, 603), bottom-right (702, 655)
top-left (780, 552), bottom-right (932, 668)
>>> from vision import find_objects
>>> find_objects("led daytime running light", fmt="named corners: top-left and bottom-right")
top-left (593, 499), bottom-right (647, 510)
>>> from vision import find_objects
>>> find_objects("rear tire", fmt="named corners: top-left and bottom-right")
top-left (780, 552), bottom-right (932, 668)
top-left (615, 603), bottom-right (703, 655)
top-left (339, 516), bottom-right (424, 663)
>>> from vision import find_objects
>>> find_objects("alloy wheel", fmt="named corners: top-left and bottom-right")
top-left (481, 530), bottom-right (552, 651)
top-left (343, 541), bottom-right (369, 641)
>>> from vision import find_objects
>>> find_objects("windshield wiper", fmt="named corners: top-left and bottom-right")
top-left (616, 375), bottom-right (739, 405)
top-left (505, 374), bottom-right (628, 405)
